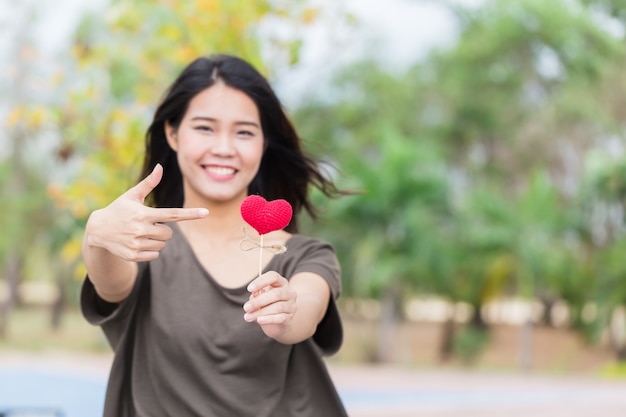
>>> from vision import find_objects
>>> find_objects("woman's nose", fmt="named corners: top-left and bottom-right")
top-left (210, 133), bottom-right (235, 156)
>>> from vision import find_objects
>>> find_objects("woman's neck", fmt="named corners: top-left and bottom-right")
top-left (179, 196), bottom-right (247, 242)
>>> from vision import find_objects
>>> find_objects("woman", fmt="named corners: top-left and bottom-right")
top-left (81, 54), bottom-right (348, 416)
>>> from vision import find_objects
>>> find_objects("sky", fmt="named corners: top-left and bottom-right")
top-left (332, 0), bottom-right (461, 67)
top-left (273, 0), bottom-right (463, 105)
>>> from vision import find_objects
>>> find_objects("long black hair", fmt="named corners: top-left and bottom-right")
top-left (140, 54), bottom-right (340, 232)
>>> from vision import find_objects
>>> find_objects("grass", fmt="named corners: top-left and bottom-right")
top-left (0, 306), bottom-right (110, 353)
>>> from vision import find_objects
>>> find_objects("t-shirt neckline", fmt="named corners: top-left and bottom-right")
top-left (170, 222), bottom-right (294, 293)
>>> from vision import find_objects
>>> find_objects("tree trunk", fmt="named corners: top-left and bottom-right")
top-left (469, 303), bottom-right (488, 330)
top-left (50, 273), bottom-right (67, 331)
top-left (377, 286), bottom-right (400, 363)
top-left (439, 316), bottom-right (456, 363)
top-left (0, 253), bottom-right (23, 338)
top-left (518, 319), bottom-right (534, 371)
top-left (538, 295), bottom-right (556, 327)
top-left (609, 305), bottom-right (626, 362)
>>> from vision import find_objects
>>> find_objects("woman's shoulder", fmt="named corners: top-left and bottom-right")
top-left (280, 235), bottom-right (339, 270)
top-left (285, 234), bottom-right (334, 251)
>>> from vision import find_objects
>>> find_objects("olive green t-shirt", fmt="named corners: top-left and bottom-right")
top-left (81, 224), bottom-right (347, 417)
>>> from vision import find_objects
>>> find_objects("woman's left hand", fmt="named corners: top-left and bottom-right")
top-left (243, 271), bottom-right (297, 339)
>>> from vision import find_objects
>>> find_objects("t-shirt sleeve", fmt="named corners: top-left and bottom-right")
top-left (80, 262), bottom-right (148, 344)
top-left (290, 238), bottom-right (343, 356)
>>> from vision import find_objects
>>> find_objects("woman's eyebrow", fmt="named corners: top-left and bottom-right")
top-left (235, 121), bottom-right (261, 128)
top-left (190, 116), bottom-right (217, 122)
top-left (190, 116), bottom-right (259, 128)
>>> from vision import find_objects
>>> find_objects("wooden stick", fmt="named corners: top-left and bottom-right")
top-left (258, 234), bottom-right (264, 279)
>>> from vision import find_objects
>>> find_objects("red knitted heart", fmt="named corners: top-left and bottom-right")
top-left (240, 195), bottom-right (293, 235)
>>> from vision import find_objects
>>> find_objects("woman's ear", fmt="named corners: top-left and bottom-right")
top-left (165, 121), bottom-right (178, 151)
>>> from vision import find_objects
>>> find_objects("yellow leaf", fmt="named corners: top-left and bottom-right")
top-left (61, 238), bottom-right (82, 263)
top-left (72, 200), bottom-right (90, 219)
top-left (176, 44), bottom-right (199, 63)
top-left (47, 183), bottom-right (66, 208)
top-left (196, 0), bottom-right (219, 13)
top-left (160, 24), bottom-right (183, 42)
top-left (27, 107), bottom-right (46, 129)
top-left (5, 106), bottom-right (23, 127)
top-left (302, 7), bottom-right (319, 25)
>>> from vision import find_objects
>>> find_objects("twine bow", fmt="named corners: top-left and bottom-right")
top-left (239, 226), bottom-right (287, 255)
top-left (239, 226), bottom-right (287, 279)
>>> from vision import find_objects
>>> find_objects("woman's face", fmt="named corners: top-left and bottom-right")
top-left (166, 82), bottom-right (264, 207)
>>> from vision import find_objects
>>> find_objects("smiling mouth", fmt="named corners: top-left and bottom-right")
top-left (204, 166), bottom-right (237, 176)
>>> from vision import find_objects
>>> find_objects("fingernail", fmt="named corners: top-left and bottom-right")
top-left (244, 313), bottom-right (254, 322)
top-left (198, 208), bottom-right (209, 217)
top-left (243, 302), bottom-right (252, 312)
top-left (247, 283), bottom-right (257, 292)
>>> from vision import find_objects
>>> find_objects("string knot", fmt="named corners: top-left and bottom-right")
top-left (239, 226), bottom-right (287, 254)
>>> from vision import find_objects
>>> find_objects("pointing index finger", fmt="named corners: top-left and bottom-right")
top-left (148, 207), bottom-right (209, 223)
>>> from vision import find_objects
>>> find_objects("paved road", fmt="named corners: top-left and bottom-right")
top-left (331, 365), bottom-right (626, 417)
top-left (2, 352), bottom-right (626, 416)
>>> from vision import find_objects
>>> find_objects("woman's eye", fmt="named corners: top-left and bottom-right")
top-left (196, 125), bottom-right (213, 132)
top-left (238, 130), bottom-right (253, 137)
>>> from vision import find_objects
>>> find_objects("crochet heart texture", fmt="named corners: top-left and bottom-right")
top-left (240, 195), bottom-right (293, 235)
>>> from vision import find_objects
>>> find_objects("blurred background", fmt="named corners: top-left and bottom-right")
top-left (3, 0), bottom-right (626, 415)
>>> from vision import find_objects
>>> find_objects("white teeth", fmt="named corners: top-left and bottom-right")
top-left (206, 166), bottom-right (235, 176)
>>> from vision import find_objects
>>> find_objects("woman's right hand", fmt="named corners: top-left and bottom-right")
top-left (85, 164), bottom-right (208, 262)
top-left (82, 164), bottom-right (208, 301)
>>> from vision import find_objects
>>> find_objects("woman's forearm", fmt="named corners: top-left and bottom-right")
top-left (82, 211), bottom-right (138, 303)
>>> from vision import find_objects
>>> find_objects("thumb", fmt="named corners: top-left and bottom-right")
top-left (125, 163), bottom-right (163, 203)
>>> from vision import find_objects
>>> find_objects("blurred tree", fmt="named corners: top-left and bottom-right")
top-left (581, 0), bottom-right (626, 21)
top-left (0, 7), bottom-right (60, 336)
top-left (427, 0), bottom-right (621, 188)
top-left (577, 154), bottom-right (626, 360)
top-left (420, 0), bottom-right (624, 363)
top-left (295, 0), bottom-right (626, 364)
top-left (296, 62), bottom-right (457, 362)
